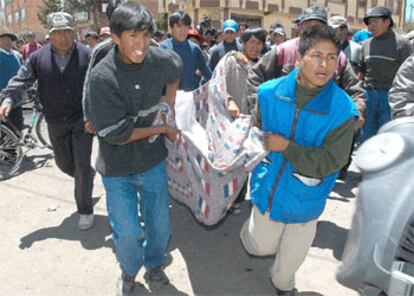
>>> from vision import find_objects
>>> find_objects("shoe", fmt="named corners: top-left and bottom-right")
top-left (78, 214), bottom-right (94, 230)
top-left (145, 267), bottom-right (169, 291)
top-left (229, 203), bottom-right (241, 215)
top-left (275, 287), bottom-right (299, 296)
top-left (116, 272), bottom-right (135, 296)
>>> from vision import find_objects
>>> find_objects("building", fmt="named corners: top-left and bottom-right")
top-left (158, 0), bottom-right (407, 37)
top-left (0, 0), bottom-right (159, 40)
top-left (2, 0), bottom-right (45, 39)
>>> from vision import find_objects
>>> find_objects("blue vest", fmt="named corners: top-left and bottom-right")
top-left (0, 49), bottom-right (21, 90)
top-left (30, 43), bottom-right (91, 123)
top-left (250, 68), bottom-right (358, 223)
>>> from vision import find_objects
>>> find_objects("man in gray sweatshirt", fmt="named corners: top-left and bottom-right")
top-left (84, 3), bottom-right (182, 296)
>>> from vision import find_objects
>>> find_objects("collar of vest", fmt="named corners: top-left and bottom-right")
top-left (274, 67), bottom-right (335, 114)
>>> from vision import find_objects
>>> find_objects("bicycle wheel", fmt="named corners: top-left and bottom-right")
top-left (34, 113), bottom-right (52, 149)
top-left (0, 125), bottom-right (24, 180)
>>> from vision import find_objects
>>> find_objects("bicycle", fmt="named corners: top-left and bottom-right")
top-left (0, 92), bottom-right (52, 181)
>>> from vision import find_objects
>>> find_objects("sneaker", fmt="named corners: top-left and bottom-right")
top-left (145, 267), bottom-right (169, 291)
top-left (116, 272), bottom-right (135, 296)
top-left (275, 287), bottom-right (299, 296)
top-left (78, 214), bottom-right (94, 230)
top-left (229, 203), bottom-right (241, 215)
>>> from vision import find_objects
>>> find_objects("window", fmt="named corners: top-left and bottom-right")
top-left (15, 11), bottom-right (19, 22)
top-left (7, 14), bottom-right (12, 25)
top-left (21, 8), bottom-right (26, 21)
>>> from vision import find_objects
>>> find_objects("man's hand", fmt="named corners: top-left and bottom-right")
top-left (164, 125), bottom-right (180, 141)
top-left (355, 112), bottom-right (365, 129)
top-left (227, 98), bottom-right (240, 118)
top-left (0, 102), bottom-right (12, 122)
top-left (264, 133), bottom-right (290, 152)
top-left (234, 52), bottom-right (248, 65)
top-left (84, 120), bottom-right (95, 134)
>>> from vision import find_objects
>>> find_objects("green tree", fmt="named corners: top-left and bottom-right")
top-left (65, 0), bottom-right (105, 28)
top-left (37, 0), bottom-right (63, 27)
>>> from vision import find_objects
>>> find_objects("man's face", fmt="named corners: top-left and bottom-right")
top-left (273, 33), bottom-right (285, 45)
top-left (27, 36), bottom-right (36, 44)
top-left (243, 35), bottom-right (264, 60)
top-left (238, 25), bottom-right (247, 36)
top-left (171, 22), bottom-right (189, 42)
top-left (297, 40), bottom-right (338, 90)
top-left (299, 19), bottom-right (324, 36)
top-left (50, 29), bottom-right (74, 54)
top-left (205, 32), bottom-right (213, 42)
top-left (224, 30), bottom-right (236, 43)
top-left (0, 35), bottom-right (13, 51)
top-left (112, 28), bottom-right (151, 64)
top-left (367, 17), bottom-right (390, 37)
top-left (86, 36), bottom-right (98, 48)
top-left (335, 26), bottom-right (348, 43)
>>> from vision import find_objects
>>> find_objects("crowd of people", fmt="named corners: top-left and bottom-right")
top-left (1, 1), bottom-right (413, 295)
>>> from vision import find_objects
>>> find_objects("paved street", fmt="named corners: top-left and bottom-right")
top-left (0, 139), bottom-right (360, 296)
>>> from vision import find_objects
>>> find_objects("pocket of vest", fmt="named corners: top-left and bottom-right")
top-left (292, 172), bottom-right (322, 187)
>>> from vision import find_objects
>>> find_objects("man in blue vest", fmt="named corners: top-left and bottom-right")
top-left (0, 30), bottom-right (23, 131)
top-left (240, 25), bottom-right (358, 296)
top-left (0, 12), bottom-right (95, 230)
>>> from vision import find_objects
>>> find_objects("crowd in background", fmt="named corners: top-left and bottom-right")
top-left (1, 2), bottom-right (414, 296)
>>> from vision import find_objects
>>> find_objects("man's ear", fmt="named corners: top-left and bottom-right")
top-left (296, 51), bottom-right (303, 67)
top-left (111, 33), bottom-right (120, 46)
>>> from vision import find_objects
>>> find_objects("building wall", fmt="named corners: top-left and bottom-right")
top-left (4, 0), bottom-right (45, 38)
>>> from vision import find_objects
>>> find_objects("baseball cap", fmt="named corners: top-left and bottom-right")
top-left (0, 30), bottom-right (17, 41)
top-left (300, 5), bottom-right (327, 24)
top-left (328, 16), bottom-right (348, 29)
top-left (363, 6), bottom-right (394, 26)
top-left (273, 27), bottom-right (286, 36)
top-left (47, 12), bottom-right (74, 33)
top-left (222, 19), bottom-right (238, 33)
top-left (99, 26), bottom-right (111, 37)
top-left (187, 29), bottom-right (205, 44)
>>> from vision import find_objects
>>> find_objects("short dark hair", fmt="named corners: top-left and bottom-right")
top-left (109, 2), bottom-right (156, 36)
top-left (298, 25), bottom-right (341, 56)
top-left (241, 27), bottom-right (266, 44)
top-left (169, 11), bottom-right (192, 27)
top-left (238, 23), bottom-right (249, 31)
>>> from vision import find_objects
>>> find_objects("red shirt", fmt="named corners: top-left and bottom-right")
top-left (20, 42), bottom-right (42, 60)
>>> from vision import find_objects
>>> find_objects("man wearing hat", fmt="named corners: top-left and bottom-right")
top-left (0, 30), bottom-right (23, 131)
top-left (208, 19), bottom-right (243, 71)
top-left (98, 26), bottom-right (111, 42)
top-left (359, 6), bottom-right (413, 142)
top-left (328, 16), bottom-right (362, 73)
top-left (0, 12), bottom-right (95, 230)
top-left (20, 31), bottom-right (42, 61)
top-left (328, 15), bottom-right (362, 180)
top-left (271, 26), bottom-right (286, 46)
top-left (247, 5), bottom-right (365, 122)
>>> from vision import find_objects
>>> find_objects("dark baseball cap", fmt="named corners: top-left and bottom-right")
top-left (300, 5), bottom-right (327, 24)
top-left (363, 6), bottom-right (394, 26)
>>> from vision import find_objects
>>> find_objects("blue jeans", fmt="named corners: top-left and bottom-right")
top-left (360, 89), bottom-right (391, 142)
top-left (102, 161), bottom-right (171, 277)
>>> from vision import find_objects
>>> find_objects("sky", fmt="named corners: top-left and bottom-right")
top-left (407, 0), bottom-right (414, 23)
